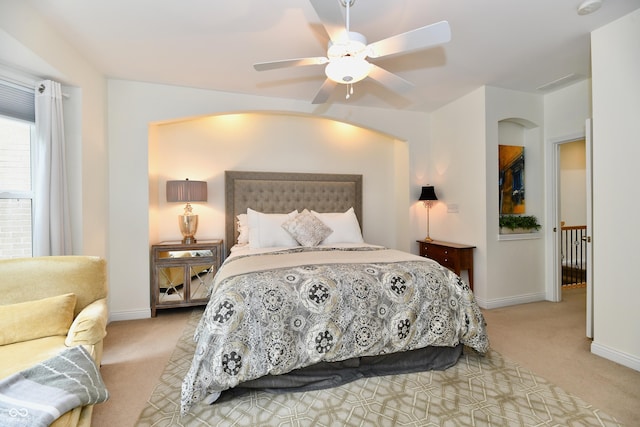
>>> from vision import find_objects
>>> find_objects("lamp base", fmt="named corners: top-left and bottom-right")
top-left (424, 236), bottom-right (434, 242)
top-left (178, 214), bottom-right (198, 245)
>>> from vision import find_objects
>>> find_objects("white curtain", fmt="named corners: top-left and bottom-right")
top-left (33, 80), bottom-right (72, 256)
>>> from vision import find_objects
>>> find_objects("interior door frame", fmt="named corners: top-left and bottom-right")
top-left (548, 128), bottom-right (593, 337)
top-left (585, 119), bottom-right (594, 338)
top-left (547, 133), bottom-right (583, 303)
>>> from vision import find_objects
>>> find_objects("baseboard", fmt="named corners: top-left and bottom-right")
top-left (109, 308), bottom-right (151, 322)
top-left (476, 292), bottom-right (546, 310)
top-left (591, 341), bottom-right (640, 372)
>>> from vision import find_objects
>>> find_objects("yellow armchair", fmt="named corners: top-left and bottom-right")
top-left (0, 256), bottom-right (108, 427)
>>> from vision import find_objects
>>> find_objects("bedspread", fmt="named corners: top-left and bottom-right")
top-left (181, 247), bottom-right (488, 414)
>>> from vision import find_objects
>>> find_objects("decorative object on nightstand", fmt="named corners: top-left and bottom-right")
top-left (150, 239), bottom-right (223, 317)
top-left (166, 178), bottom-right (208, 244)
top-left (419, 185), bottom-right (438, 242)
top-left (417, 239), bottom-right (476, 290)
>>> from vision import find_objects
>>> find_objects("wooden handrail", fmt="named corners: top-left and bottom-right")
top-left (561, 225), bottom-right (586, 231)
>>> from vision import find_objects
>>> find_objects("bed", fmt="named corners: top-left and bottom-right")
top-left (180, 171), bottom-right (489, 415)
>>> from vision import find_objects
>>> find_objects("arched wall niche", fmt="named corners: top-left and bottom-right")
top-left (497, 117), bottom-right (543, 226)
top-left (148, 110), bottom-right (410, 250)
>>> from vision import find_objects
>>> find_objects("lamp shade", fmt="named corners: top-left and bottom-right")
top-left (166, 179), bottom-right (207, 203)
top-left (419, 186), bottom-right (438, 201)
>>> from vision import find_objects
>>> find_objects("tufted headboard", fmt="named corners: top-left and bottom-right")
top-left (225, 171), bottom-right (363, 255)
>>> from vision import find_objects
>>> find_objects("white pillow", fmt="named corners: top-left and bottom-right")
top-left (282, 209), bottom-right (333, 247)
top-left (248, 208), bottom-right (299, 248)
top-left (311, 207), bottom-right (364, 245)
top-left (236, 213), bottom-right (249, 245)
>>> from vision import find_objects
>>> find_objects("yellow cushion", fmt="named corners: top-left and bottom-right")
top-left (0, 293), bottom-right (77, 345)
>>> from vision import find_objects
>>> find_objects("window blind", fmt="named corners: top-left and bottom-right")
top-left (0, 80), bottom-right (35, 123)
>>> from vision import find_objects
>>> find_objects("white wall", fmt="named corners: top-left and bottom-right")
top-left (485, 87), bottom-right (545, 308)
top-left (430, 86), bottom-right (546, 309)
top-left (591, 8), bottom-right (640, 371)
top-left (559, 140), bottom-right (586, 226)
top-left (151, 113), bottom-right (402, 249)
top-left (430, 87), bottom-right (487, 298)
top-left (544, 80), bottom-right (591, 139)
top-left (0, 1), bottom-right (108, 258)
top-left (108, 79), bottom-right (431, 320)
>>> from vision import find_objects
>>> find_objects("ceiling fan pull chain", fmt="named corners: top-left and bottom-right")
top-left (346, 83), bottom-right (354, 99)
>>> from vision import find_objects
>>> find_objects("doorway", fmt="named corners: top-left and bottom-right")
top-left (554, 124), bottom-right (593, 338)
top-left (558, 139), bottom-right (587, 289)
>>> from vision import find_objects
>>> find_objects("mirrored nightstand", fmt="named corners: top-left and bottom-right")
top-left (150, 240), bottom-right (223, 316)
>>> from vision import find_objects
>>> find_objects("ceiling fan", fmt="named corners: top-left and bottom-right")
top-left (253, 0), bottom-right (451, 104)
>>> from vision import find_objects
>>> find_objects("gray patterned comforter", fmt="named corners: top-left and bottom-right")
top-left (181, 247), bottom-right (489, 415)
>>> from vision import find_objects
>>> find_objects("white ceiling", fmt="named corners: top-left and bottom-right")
top-left (25, 0), bottom-right (640, 112)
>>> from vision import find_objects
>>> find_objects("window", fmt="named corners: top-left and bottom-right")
top-left (0, 78), bottom-right (36, 259)
top-left (0, 116), bottom-right (35, 258)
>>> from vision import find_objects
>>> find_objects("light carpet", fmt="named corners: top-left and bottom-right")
top-left (135, 309), bottom-right (620, 427)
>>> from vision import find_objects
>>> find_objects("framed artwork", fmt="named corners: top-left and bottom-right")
top-left (498, 145), bottom-right (525, 214)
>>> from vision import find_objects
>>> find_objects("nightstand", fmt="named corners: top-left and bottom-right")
top-left (150, 239), bottom-right (223, 317)
top-left (416, 240), bottom-right (476, 290)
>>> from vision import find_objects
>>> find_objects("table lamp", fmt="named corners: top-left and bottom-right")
top-left (419, 185), bottom-right (438, 242)
top-left (166, 179), bottom-right (207, 244)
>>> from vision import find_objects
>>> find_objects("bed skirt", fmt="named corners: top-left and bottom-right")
top-left (214, 344), bottom-right (463, 403)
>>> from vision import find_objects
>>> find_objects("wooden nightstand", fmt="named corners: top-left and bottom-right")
top-left (416, 240), bottom-right (476, 290)
top-left (150, 240), bottom-right (223, 317)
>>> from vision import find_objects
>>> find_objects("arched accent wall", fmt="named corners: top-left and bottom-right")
top-left (149, 111), bottom-right (409, 252)
top-left (109, 79), bottom-right (428, 320)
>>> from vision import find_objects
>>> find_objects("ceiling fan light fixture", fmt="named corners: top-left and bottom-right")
top-left (325, 56), bottom-right (372, 84)
top-left (577, 0), bottom-right (603, 15)
top-left (254, 1), bottom-right (452, 104)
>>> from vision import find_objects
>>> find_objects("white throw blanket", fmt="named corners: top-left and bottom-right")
top-left (0, 345), bottom-right (108, 427)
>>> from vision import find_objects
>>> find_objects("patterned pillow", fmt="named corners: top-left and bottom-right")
top-left (282, 209), bottom-right (333, 247)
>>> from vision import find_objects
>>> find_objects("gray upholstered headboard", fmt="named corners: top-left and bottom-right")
top-left (225, 171), bottom-right (363, 255)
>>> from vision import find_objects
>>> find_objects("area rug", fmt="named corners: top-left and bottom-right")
top-left (135, 309), bottom-right (620, 427)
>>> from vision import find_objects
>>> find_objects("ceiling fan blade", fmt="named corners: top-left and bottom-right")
top-left (254, 57), bottom-right (328, 71)
top-left (367, 64), bottom-right (414, 93)
top-left (311, 78), bottom-right (337, 104)
top-left (309, 0), bottom-right (348, 43)
top-left (367, 20), bottom-right (451, 59)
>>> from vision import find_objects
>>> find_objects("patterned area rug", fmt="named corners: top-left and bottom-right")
top-left (136, 309), bottom-right (620, 427)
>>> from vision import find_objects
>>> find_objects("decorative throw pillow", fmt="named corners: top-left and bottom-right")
top-left (0, 293), bottom-right (77, 346)
top-left (247, 209), bottom-right (300, 248)
top-left (311, 207), bottom-right (364, 245)
top-left (282, 209), bottom-right (333, 247)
